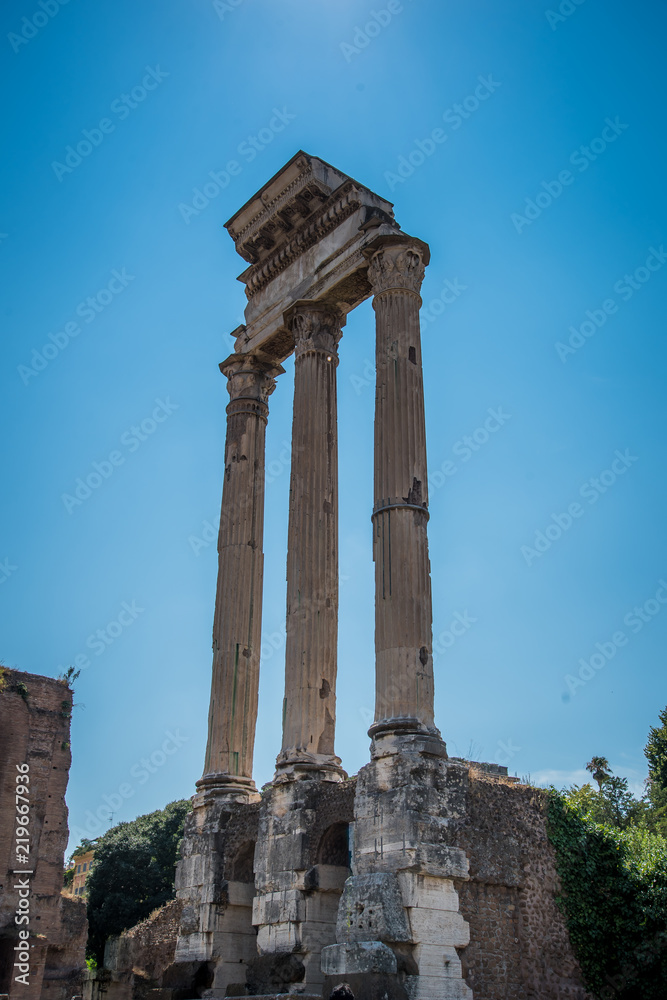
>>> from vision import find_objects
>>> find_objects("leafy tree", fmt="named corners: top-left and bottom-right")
top-left (71, 838), bottom-right (97, 860)
top-left (85, 799), bottom-right (191, 964)
top-left (586, 756), bottom-right (611, 792)
top-left (601, 774), bottom-right (643, 829)
top-left (564, 774), bottom-right (642, 830)
top-left (553, 740), bottom-right (667, 995)
top-left (547, 791), bottom-right (667, 999)
top-left (645, 706), bottom-right (667, 837)
top-left (645, 706), bottom-right (667, 788)
top-left (646, 784), bottom-right (667, 839)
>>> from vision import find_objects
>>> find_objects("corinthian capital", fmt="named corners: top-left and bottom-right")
top-left (286, 300), bottom-right (344, 360)
top-left (219, 354), bottom-right (284, 404)
top-left (367, 242), bottom-right (426, 296)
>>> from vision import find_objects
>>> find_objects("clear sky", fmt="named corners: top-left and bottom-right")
top-left (1, 0), bottom-right (665, 852)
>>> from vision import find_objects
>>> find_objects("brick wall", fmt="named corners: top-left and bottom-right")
top-left (0, 668), bottom-right (87, 1000)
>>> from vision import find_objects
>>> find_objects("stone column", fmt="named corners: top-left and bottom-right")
top-left (275, 301), bottom-right (346, 780)
top-left (199, 353), bottom-right (283, 801)
top-left (366, 236), bottom-right (444, 749)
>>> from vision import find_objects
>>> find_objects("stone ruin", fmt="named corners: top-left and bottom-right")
top-left (0, 669), bottom-right (87, 1000)
top-left (91, 152), bottom-right (593, 1000)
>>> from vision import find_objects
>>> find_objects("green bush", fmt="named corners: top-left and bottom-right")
top-left (85, 799), bottom-right (191, 964)
top-left (645, 707), bottom-right (667, 839)
top-left (547, 790), bottom-right (667, 998)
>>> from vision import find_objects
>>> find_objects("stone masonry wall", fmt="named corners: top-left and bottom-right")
top-left (0, 667), bottom-right (87, 1000)
top-left (325, 754), bottom-right (593, 1000)
top-left (250, 776), bottom-right (356, 994)
top-left (452, 768), bottom-right (593, 1000)
top-left (89, 763), bottom-right (594, 1000)
top-left (105, 898), bottom-right (185, 984)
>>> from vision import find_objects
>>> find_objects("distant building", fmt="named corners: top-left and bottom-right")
top-left (72, 848), bottom-right (95, 897)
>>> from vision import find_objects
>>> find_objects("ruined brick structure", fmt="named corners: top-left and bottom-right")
top-left (0, 668), bottom-right (87, 1000)
top-left (91, 153), bottom-right (593, 1000)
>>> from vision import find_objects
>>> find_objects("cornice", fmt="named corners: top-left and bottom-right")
top-left (243, 183), bottom-right (363, 299)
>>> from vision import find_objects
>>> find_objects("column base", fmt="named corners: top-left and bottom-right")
top-left (273, 749), bottom-right (348, 784)
top-left (195, 772), bottom-right (261, 805)
top-left (368, 718), bottom-right (447, 760)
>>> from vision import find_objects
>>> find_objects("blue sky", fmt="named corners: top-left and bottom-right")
top-left (1, 0), bottom-right (666, 852)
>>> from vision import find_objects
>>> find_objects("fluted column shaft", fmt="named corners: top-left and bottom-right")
top-left (368, 239), bottom-right (439, 740)
top-left (200, 353), bottom-right (282, 800)
top-left (276, 301), bottom-right (345, 779)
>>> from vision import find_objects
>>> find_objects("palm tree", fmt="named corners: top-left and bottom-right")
top-left (586, 756), bottom-right (611, 792)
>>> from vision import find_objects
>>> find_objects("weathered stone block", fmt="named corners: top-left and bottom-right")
top-left (336, 873), bottom-right (411, 944)
top-left (305, 863), bottom-right (350, 891)
top-left (397, 872), bottom-right (459, 911)
top-left (253, 889), bottom-right (306, 926)
top-left (174, 855), bottom-right (201, 890)
top-left (178, 904), bottom-right (199, 936)
top-left (225, 880), bottom-right (255, 907)
top-left (304, 892), bottom-right (341, 925)
top-left (299, 921), bottom-right (338, 951)
top-left (408, 909), bottom-right (470, 948)
top-left (213, 930), bottom-right (258, 962)
top-left (245, 952), bottom-right (306, 995)
top-left (356, 842), bottom-right (469, 880)
top-left (321, 941), bottom-right (398, 975)
top-left (173, 930), bottom-right (210, 964)
top-left (255, 869), bottom-right (309, 894)
top-left (243, 995), bottom-right (320, 1000)
top-left (404, 974), bottom-right (473, 1000)
top-left (412, 944), bottom-right (466, 978)
top-left (253, 832), bottom-right (309, 874)
top-left (256, 921), bottom-right (301, 954)
top-left (214, 905), bottom-right (255, 939)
